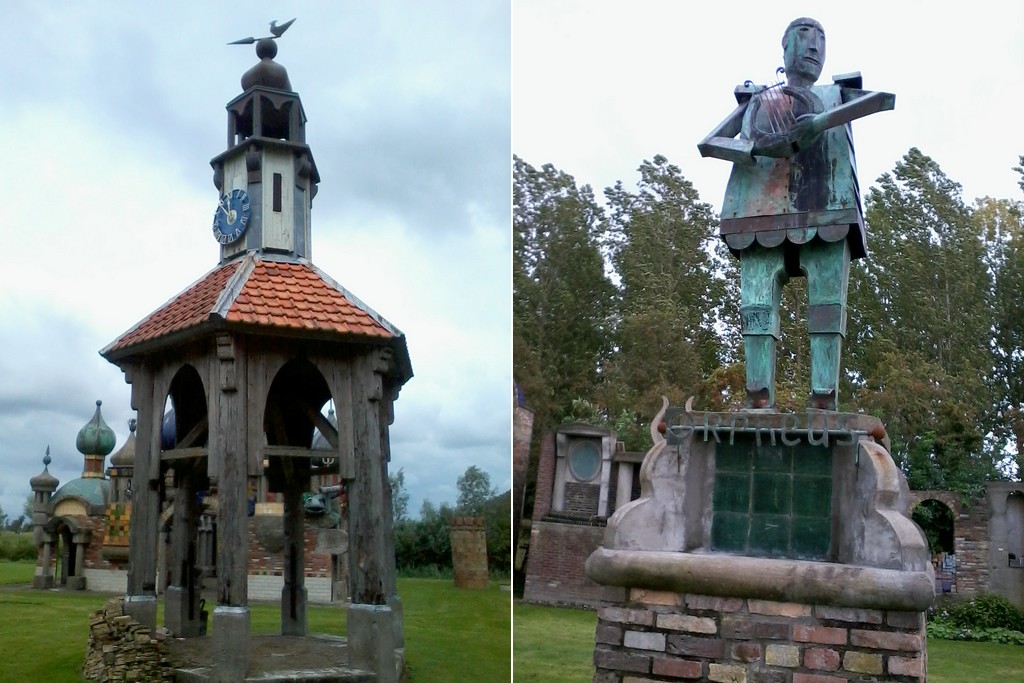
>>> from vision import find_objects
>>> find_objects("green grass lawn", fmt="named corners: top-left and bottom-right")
top-left (512, 601), bottom-right (1024, 683)
top-left (0, 562), bottom-right (509, 682)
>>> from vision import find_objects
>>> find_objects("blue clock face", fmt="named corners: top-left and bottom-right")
top-left (212, 188), bottom-right (252, 244)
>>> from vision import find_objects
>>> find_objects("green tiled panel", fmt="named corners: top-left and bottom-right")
top-left (793, 442), bottom-right (832, 475)
top-left (716, 442), bottom-right (752, 472)
top-left (714, 473), bottom-right (751, 513)
top-left (752, 472), bottom-right (791, 514)
top-left (711, 512), bottom-right (749, 551)
top-left (791, 516), bottom-right (831, 558)
top-left (710, 434), bottom-right (833, 561)
top-left (753, 447), bottom-right (791, 472)
top-left (792, 475), bottom-right (832, 517)
top-left (749, 514), bottom-right (789, 556)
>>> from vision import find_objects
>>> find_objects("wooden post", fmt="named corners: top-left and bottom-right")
top-left (347, 351), bottom-right (399, 682)
top-left (347, 353), bottom-right (387, 605)
top-left (210, 336), bottom-right (250, 681)
top-left (124, 366), bottom-right (159, 630)
top-left (166, 464), bottom-right (201, 637)
top-left (281, 460), bottom-right (308, 636)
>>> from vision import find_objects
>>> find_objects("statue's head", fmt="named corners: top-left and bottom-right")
top-left (782, 17), bottom-right (825, 84)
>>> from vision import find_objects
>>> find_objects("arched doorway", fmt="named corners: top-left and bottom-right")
top-left (162, 364), bottom-right (211, 637)
top-left (913, 498), bottom-right (956, 592)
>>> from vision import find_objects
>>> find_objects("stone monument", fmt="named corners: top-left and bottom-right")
top-left (586, 18), bottom-right (933, 683)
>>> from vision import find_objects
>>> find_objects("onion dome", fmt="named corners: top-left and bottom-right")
top-left (30, 446), bottom-right (59, 492)
top-left (110, 418), bottom-right (137, 467)
top-left (76, 400), bottom-right (116, 457)
top-left (241, 39), bottom-right (292, 91)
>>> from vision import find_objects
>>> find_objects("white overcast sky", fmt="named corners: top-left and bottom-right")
top-left (514, 1), bottom-right (1024, 215)
top-left (0, 1), bottom-right (510, 521)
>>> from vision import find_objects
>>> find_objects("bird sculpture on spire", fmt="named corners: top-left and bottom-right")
top-left (228, 18), bottom-right (296, 45)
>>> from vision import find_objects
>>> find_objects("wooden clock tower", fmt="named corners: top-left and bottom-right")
top-left (101, 29), bottom-right (411, 682)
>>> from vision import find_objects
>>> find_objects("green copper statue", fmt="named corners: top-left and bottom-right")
top-left (699, 17), bottom-right (894, 410)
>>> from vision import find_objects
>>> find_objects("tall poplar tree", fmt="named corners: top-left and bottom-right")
top-left (847, 148), bottom-right (997, 493)
top-left (598, 156), bottom-right (735, 421)
top-left (513, 156), bottom-right (616, 428)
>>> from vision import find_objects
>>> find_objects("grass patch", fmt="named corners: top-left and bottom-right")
top-left (512, 600), bottom-right (1024, 683)
top-left (927, 638), bottom-right (1024, 682)
top-left (0, 560), bottom-right (36, 585)
top-left (513, 601), bottom-right (596, 682)
top-left (0, 568), bottom-right (509, 682)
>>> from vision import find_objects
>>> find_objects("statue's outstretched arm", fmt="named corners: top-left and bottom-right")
top-left (698, 102), bottom-right (756, 165)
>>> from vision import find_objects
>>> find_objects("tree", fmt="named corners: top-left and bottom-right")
top-left (599, 155), bottom-right (737, 420)
top-left (980, 192), bottom-right (1024, 479)
top-left (514, 156), bottom-right (616, 429)
top-left (0, 505), bottom-right (6, 530)
top-left (846, 148), bottom-right (999, 495)
top-left (456, 465), bottom-right (496, 516)
top-left (389, 468), bottom-right (410, 524)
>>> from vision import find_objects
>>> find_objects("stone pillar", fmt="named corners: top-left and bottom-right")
top-left (34, 539), bottom-right (54, 589)
top-left (69, 537), bottom-right (87, 590)
top-left (450, 516), bottom-right (489, 589)
top-left (615, 461), bottom-right (634, 511)
top-left (281, 464), bottom-right (308, 636)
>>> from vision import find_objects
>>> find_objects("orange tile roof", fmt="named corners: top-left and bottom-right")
top-left (107, 260), bottom-right (243, 351)
top-left (104, 254), bottom-right (396, 356)
top-left (225, 260), bottom-right (393, 338)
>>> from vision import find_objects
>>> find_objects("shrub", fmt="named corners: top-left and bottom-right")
top-left (928, 593), bottom-right (1024, 645)
top-left (0, 532), bottom-right (36, 562)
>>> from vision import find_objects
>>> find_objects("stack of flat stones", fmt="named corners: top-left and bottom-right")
top-left (82, 598), bottom-right (174, 682)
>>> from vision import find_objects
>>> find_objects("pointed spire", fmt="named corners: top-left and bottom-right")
top-left (30, 445), bottom-right (59, 492)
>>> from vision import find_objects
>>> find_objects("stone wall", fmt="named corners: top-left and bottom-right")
top-left (523, 521), bottom-right (606, 606)
top-left (83, 597), bottom-right (174, 682)
top-left (248, 574), bottom-right (332, 603)
top-left (450, 516), bottom-right (489, 589)
top-left (593, 589), bottom-right (926, 683)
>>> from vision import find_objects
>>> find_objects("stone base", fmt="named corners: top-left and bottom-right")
top-left (165, 585), bottom-right (201, 637)
top-left (211, 605), bottom-right (250, 682)
top-left (32, 574), bottom-right (54, 589)
top-left (123, 594), bottom-right (158, 632)
top-left (593, 589), bottom-right (926, 682)
top-left (68, 575), bottom-right (87, 591)
top-left (348, 603), bottom-right (402, 683)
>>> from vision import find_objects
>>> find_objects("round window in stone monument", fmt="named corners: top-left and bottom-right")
top-left (568, 440), bottom-right (601, 481)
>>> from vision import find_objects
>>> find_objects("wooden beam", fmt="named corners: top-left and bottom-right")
top-left (176, 416), bottom-right (209, 449)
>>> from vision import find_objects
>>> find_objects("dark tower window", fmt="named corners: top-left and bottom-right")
top-left (273, 173), bottom-right (283, 212)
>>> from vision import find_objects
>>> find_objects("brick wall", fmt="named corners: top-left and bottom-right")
top-left (523, 521), bottom-right (605, 606)
top-left (533, 432), bottom-right (556, 521)
top-left (246, 518), bottom-right (333, 578)
top-left (594, 590), bottom-right (926, 682)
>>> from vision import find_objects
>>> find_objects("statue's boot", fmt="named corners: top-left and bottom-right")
top-left (809, 332), bottom-right (841, 411)
top-left (744, 333), bottom-right (777, 409)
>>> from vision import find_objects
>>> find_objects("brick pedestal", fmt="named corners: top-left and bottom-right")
top-left (594, 590), bottom-right (925, 683)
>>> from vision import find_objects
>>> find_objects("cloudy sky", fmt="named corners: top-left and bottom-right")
top-left (514, 1), bottom-right (1024, 217)
top-left (0, 2), bottom-right (510, 521)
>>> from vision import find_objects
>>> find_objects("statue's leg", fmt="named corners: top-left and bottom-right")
top-left (740, 245), bottom-right (787, 408)
top-left (801, 239), bottom-right (851, 410)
